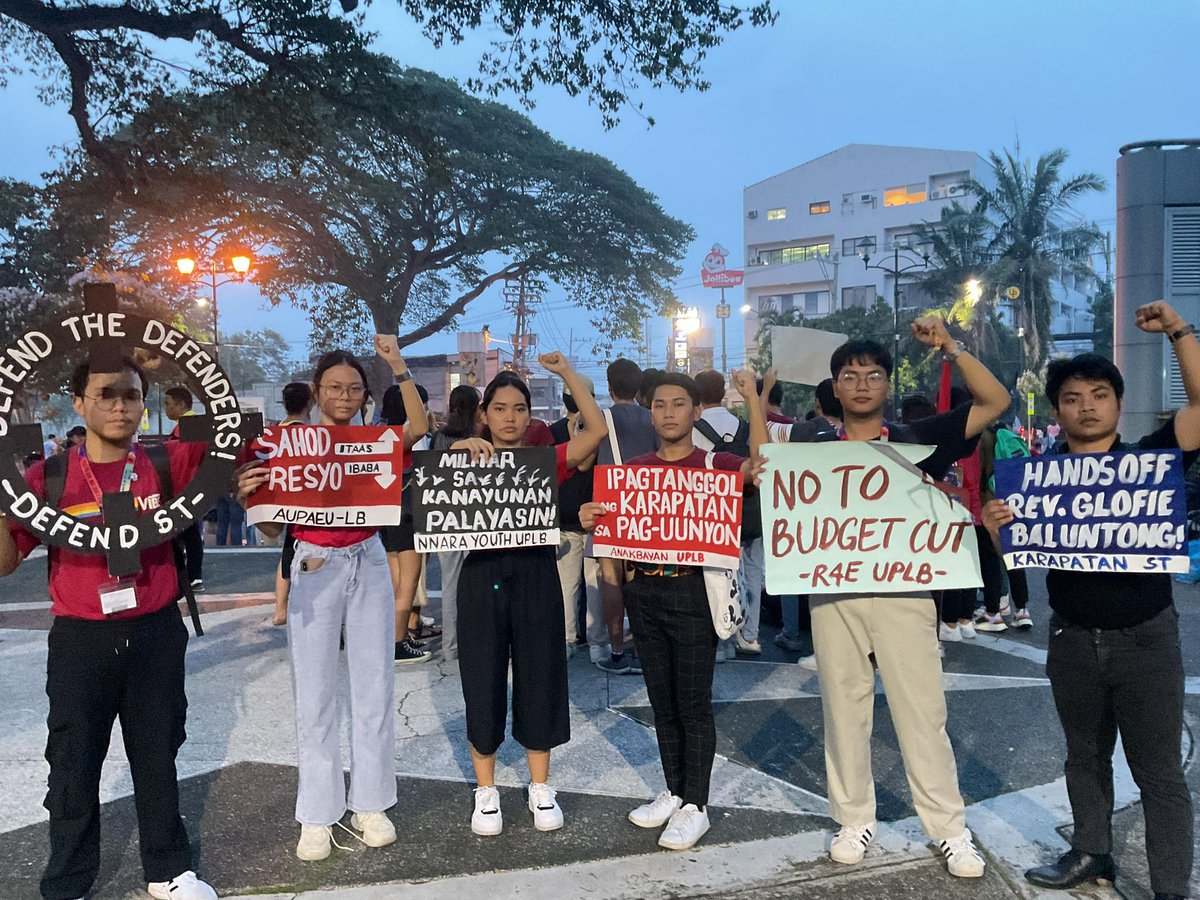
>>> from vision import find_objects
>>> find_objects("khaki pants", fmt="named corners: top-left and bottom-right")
top-left (810, 593), bottom-right (966, 841)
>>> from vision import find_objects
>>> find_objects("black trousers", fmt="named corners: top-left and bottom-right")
top-left (1046, 605), bottom-right (1193, 896)
top-left (457, 547), bottom-right (570, 756)
top-left (41, 605), bottom-right (193, 899)
top-left (978, 525), bottom-right (1028, 614)
top-left (623, 572), bottom-right (718, 808)
top-left (180, 523), bottom-right (204, 582)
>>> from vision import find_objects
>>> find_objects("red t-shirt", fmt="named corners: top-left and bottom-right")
top-left (9, 442), bottom-right (205, 620)
top-left (767, 411), bottom-right (795, 425)
top-left (626, 448), bottom-right (744, 473)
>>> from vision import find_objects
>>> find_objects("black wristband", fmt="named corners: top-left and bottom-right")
top-left (394, 369), bottom-right (413, 383)
top-left (1169, 324), bottom-right (1197, 343)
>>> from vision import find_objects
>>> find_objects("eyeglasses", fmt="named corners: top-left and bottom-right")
top-left (837, 371), bottom-right (887, 388)
top-left (84, 389), bottom-right (145, 410)
top-left (319, 383), bottom-right (366, 399)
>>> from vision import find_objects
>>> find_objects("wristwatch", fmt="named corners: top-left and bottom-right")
top-left (1169, 324), bottom-right (1196, 343)
top-left (394, 370), bottom-right (413, 383)
top-left (942, 340), bottom-right (967, 362)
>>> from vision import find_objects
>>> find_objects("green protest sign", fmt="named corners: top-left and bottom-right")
top-left (762, 443), bottom-right (982, 594)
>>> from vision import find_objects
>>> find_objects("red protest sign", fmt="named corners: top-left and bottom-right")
top-left (591, 464), bottom-right (743, 569)
top-left (245, 425), bottom-right (407, 528)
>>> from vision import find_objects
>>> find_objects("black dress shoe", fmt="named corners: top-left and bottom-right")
top-left (1152, 894), bottom-right (1187, 900)
top-left (1025, 849), bottom-right (1116, 888)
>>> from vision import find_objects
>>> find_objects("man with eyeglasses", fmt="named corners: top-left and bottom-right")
top-left (736, 318), bottom-right (1012, 880)
top-left (165, 386), bottom-right (205, 592)
top-left (0, 359), bottom-right (218, 900)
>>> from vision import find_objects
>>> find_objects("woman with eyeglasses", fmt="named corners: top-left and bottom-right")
top-left (452, 352), bottom-right (607, 838)
top-left (237, 336), bottom-right (427, 863)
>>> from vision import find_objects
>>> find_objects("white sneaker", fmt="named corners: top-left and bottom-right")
top-left (798, 654), bottom-right (819, 671)
top-left (940, 829), bottom-right (985, 877)
top-left (975, 612), bottom-right (1008, 633)
top-left (472, 785), bottom-right (503, 836)
top-left (735, 631), bottom-right (762, 654)
top-left (958, 620), bottom-right (977, 640)
top-left (658, 803), bottom-right (710, 850)
top-left (938, 622), bottom-right (962, 642)
top-left (295, 824), bottom-right (331, 861)
top-left (628, 790), bottom-right (683, 828)
top-left (830, 822), bottom-right (875, 864)
top-left (589, 643), bottom-right (610, 664)
top-left (527, 782), bottom-right (564, 831)
top-left (998, 595), bottom-right (1011, 617)
top-left (147, 871), bottom-right (217, 900)
top-left (350, 810), bottom-right (396, 847)
top-left (1012, 608), bottom-right (1033, 629)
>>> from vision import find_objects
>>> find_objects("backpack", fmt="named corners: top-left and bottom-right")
top-left (43, 445), bottom-right (204, 636)
top-left (987, 427), bottom-right (1031, 494)
top-left (694, 417), bottom-right (760, 542)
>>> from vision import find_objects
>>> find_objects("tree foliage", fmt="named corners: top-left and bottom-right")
top-left (219, 328), bottom-right (296, 389)
top-left (1, 0), bottom-right (774, 182)
top-left (75, 62), bottom-right (694, 388)
top-left (967, 148), bottom-right (1105, 370)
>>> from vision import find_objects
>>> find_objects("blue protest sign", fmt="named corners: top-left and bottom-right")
top-left (993, 450), bottom-right (1187, 574)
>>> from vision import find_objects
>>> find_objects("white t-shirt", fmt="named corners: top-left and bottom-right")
top-left (693, 406), bottom-right (742, 451)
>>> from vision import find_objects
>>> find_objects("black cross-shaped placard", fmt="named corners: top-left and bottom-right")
top-left (82, 283), bottom-right (124, 375)
top-left (101, 491), bottom-right (142, 577)
top-left (177, 411), bottom-right (264, 447)
top-left (8, 423), bottom-right (45, 460)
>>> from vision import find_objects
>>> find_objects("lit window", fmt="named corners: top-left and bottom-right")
top-left (767, 208), bottom-right (787, 220)
top-left (809, 201), bottom-right (830, 215)
top-left (758, 243), bottom-right (831, 266)
top-left (884, 184), bottom-right (927, 207)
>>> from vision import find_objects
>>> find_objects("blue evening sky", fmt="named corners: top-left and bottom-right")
top-left (1, 0), bottom-right (1195, 380)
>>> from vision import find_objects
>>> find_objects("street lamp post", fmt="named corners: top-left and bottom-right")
top-left (858, 237), bottom-right (931, 403)
top-left (175, 251), bottom-right (252, 363)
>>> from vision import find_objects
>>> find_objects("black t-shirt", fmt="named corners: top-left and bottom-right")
top-left (551, 416), bottom-right (592, 530)
top-left (1044, 416), bottom-right (1198, 629)
top-left (780, 403), bottom-right (977, 479)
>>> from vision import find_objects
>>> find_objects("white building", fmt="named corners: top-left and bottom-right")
top-left (741, 143), bottom-right (1094, 364)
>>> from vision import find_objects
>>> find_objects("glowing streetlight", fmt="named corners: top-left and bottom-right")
top-left (176, 256), bottom-right (197, 276)
top-left (964, 278), bottom-right (982, 304)
top-left (740, 303), bottom-right (752, 314)
top-left (230, 254), bottom-right (252, 275)
top-left (172, 250), bottom-right (254, 362)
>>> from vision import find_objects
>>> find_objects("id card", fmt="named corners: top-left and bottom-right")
top-left (98, 579), bottom-right (138, 615)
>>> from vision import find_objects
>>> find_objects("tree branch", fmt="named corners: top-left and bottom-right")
top-left (395, 259), bottom-right (538, 348)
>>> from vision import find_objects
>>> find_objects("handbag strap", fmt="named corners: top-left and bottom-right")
top-left (603, 408), bottom-right (622, 464)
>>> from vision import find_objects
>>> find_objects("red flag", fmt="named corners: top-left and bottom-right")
top-left (936, 358), bottom-right (953, 413)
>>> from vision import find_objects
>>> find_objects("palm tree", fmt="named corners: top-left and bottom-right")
top-left (969, 148), bottom-right (1105, 370)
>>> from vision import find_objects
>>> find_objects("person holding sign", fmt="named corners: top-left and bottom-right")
top-left (237, 336), bottom-right (426, 863)
top-left (982, 301), bottom-right (1198, 900)
top-left (739, 319), bottom-right (1012, 879)
top-left (580, 372), bottom-right (765, 852)
top-left (0, 358), bottom-right (216, 900)
top-left (451, 352), bottom-right (607, 838)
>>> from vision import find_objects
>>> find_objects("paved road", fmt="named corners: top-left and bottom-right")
top-left (0, 548), bottom-right (1196, 899)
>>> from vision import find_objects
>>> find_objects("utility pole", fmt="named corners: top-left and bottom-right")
top-left (503, 275), bottom-right (539, 378)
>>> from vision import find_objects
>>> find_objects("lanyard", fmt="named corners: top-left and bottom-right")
top-left (77, 444), bottom-right (138, 506)
top-left (837, 420), bottom-right (890, 442)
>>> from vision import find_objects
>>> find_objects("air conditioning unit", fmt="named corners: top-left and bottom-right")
top-left (747, 209), bottom-right (758, 219)
top-left (930, 188), bottom-right (947, 200)
top-left (948, 183), bottom-right (968, 196)
top-left (859, 193), bottom-right (876, 204)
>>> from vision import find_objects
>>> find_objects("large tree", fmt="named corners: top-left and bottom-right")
top-left (968, 148), bottom-right (1105, 369)
top-left (1, 0), bottom-right (773, 181)
top-left (60, 61), bottom-right (693, 388)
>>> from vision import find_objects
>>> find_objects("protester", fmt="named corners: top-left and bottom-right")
top-left (759, 376), bottom-right (795, 425)
top-left (0, 357), bottom-right (216, 900)
top-left (938, 387), bottom-right (983, 642)
top-left (982, 301), bottom-right (1198, 899)
top-left (974, 423), bottom-right (1032, 631)
top-left (165, 386), bottom-right (205, 592)
top-left (637, 367), bottom-right (663, 410)
top-left (377, 382), bottom-right (436, 665)
top-left (692, 369), bottom-right (759, 659)
top-left (450, 354), bottom-right (606, 837)
top-left (550, 374), bottom-right (605, 658)
top-left (741, 317), bottom-right (1012, 879)
top-left (595, 358), bottom-right (658, 674)
top-left (429, 384), bottom-right (483, 661)
top-left (271, 382), bottom-right (315, 626)
top-left (580, 371), bottom-right (764, 851)
top-left (63, 425), bottom-right (87, 450)
top-left (238, 336), bottom-right (426, 862)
